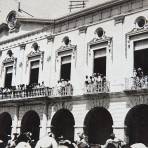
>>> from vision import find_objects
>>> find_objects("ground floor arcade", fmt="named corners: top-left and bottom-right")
top-left (0, 92), bottom-right (148, 146)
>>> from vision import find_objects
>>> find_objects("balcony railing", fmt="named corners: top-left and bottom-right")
top-left (125, 76), bottom-right (148, 90)
top-left (84, 81), bottom-right (110, 94)
top-left (0, 85), bottom-right (73, 100)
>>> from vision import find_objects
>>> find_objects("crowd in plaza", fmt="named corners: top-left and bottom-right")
top-left (84, 73), bottom-right (109, 93)
top-left (1, 131), bottom-right (146, 148)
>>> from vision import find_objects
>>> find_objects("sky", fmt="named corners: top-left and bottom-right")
top-left (0, 0), bottom-right (112, 23)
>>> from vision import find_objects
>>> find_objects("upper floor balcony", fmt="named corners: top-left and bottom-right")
top-left (0, 82), bottom-right (73, 100)
top-left (125, 76), bottom-right (148, 91)
top-left (83, 75), bottom-right (110, 94)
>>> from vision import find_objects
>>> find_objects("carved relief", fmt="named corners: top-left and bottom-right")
top-left (125, 17), bottom-right (148, 58)
top-left (53, 102), bottom-right (73, 112)
top-left (87, 35), bottom-right (112, 64)
top-left (86, 94), bottom-right (110, 110)
top-left (26, 42), bottom-right (44, 70)
top-left (47, 35), bottom-right (55, 43)
top-left (127, 95), bottom-right (148, 108)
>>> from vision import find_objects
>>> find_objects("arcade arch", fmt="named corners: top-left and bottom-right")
top-left (51, 109), bottom-right (75, 141)
top-left (125, 104), bottom-right (148, 146)
top-left (84, 107), bottom-right (113, 145)
top-left (20, 110), bottom-right (40, 142)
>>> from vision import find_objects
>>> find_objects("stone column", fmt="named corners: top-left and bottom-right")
top-left (11, 105), bottom-right (19, 136)
top-left (40, 103), bottom-right (48, 138)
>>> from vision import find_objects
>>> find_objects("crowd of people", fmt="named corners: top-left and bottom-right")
top-left (0, 82), bottom-right (47, 99)
top-left (131, 67), bottom-right (148, 89)
top-left (55, 79), bottom-right (73, 96)
top-left (0, 131), bottom-right (147, 148)
top-left (84, 73), bottom-right (109, 93)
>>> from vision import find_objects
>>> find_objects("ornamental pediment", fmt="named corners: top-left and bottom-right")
top-left (2, 56), bottom-right (16, 65)
top-left (88, 36), bottom-right (112, 47)
top-left (127, 25), bottom-right (148, 37)
top-left (57, 44), bottom-right (77, 54)
top-left (27, 50), bottom-right (44, 59)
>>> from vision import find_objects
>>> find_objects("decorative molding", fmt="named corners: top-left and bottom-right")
top-left (87, 35), bottom-right (113, 63)
top-left (27, 49), bottom-right (44, 70)
top-left (2, 56), bottom-right (16, 65)
top-left (86, 94), bottom-right (110, 110)
top-left (20, 44), bottom-right (26, 50)
top-left (125, 23), bottom-right (148, 58)
top-left (53, 102), bottom-right (73, 112)
top-left (2, 56), bottom-right (17, 75)
top-left (127, 95), bottom-right (148, 108)
top-left (79, 26), bottom-right (87, 34)
top-left (56, 44), bottom-right (77, 59)
top-left (47, 35), bottom-right (55, 43)
top-left (114, 15), bottom-right (125, 24)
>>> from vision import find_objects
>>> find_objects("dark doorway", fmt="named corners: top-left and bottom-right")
top-left (4, 66), bottom-right (13, 88)
top-left (84, 107), bottom-right (113, 145)
top-left (61, 63), bottom-right (71, 80)
top-left (125, 104), bottom-right (148, 146)
top-left (29, 61), bottom-right (39, 84)
top-left (0, 112), bottom-right (12, 145)
top-left (21, 110), bottom-right (40, 142)
top-left (51, 109), bottom-right (75, 141)
top-left (134, 49), bottom-right (148, 75)
top-left (94, 57), bottom-right (106, 76)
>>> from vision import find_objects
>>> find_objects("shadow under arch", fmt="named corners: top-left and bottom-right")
top-left (21, 110), bottom-right (40, 142)
top-left (125, 104), bottom-right (148, 146)
top-left (84, 107), bottom-right (113, 145)
top-left (0, 112), bottom-right (12, 145)
top-left (51, 109), bottom-right (75, 141)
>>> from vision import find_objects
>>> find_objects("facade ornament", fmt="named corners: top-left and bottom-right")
top-left (114, 15), bottom-right (125, 24)
top-left (53, 102), bottom-right (73, 112)
top-left (127, 94), bottom-right (148, 108)
top-left (47, 35), bottom-right (55, 43)
top-left (125, 19), bottom-right (148, 58)
top-left (87, 35), bottom-right (113, 64)
top-left (78, 26), bottom-right (88, 34)
top-left (26, 42), bottom-right (44, 70)
top-left (56, 44), bottom-right (77, 64)
top-left (86, 94), bottom-right (110, 110)
top-left (6, 11), bottom-right (20, 32)
top-left (20, 44), bottom-right (26, 50)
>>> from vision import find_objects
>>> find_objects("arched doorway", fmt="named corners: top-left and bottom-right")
top-left (84, 107), bottom-right (113, 145)
top-left (0, 112), bottom-right (12, 144)
top-left (51, 109), bottom-right (75, 141)
top-left (125, 104), bottom-right (148, 146)
top-left (21, 110), bottom-right (40, 142)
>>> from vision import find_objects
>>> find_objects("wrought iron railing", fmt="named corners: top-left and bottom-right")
top-left (84, 81), bottom-right (110, 94)
top-left (0, 85), bottom-right (73, 100)
top-left (125, 76), bottom-right (148, 90)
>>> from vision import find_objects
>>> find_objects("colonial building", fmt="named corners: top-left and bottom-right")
top-left (0, 0), bottom-right (148, 146)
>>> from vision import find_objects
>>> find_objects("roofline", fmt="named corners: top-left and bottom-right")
top-left (17, 0), bottom-right (129, 24)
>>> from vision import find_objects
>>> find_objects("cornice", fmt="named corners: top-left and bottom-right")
top-left (0, 0), bottom-right (147, 49)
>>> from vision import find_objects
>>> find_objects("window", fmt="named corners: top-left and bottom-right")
top-left (4, 66), bottom-right (13, 88)
top-left (29, 60), bottom-right (39, 85)
top-left (60, 55), bottom-right (71, 80)
top-left (134, 49), bottom-right (148, 75)
top-left (93, 48), bottom-right (106, 76)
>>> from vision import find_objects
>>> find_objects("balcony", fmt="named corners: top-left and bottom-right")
top-left (84, 81), bottom-right (110, 94)
top-left (125, 76), bottom-right (148, 91)
top-left (0, 84), bottom-right (73, 100)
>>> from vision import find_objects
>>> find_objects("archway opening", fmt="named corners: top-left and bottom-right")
top-left (21, 110), bottom-right (40, 142)
top-left (84, 107), bottom-right (113, 145)
top-left (0, 112), bottom-right (12, 144)
top-left (51, 109), bottom-right (75, 141)
top-left (125, 104), bottom-right (148, 146)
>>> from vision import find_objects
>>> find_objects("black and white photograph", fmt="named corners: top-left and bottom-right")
top-left (0, 0), bottom-right (148, 147)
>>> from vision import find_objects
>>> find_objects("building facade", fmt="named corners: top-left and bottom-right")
top-left (0, 0), bottom-right (148, 146)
